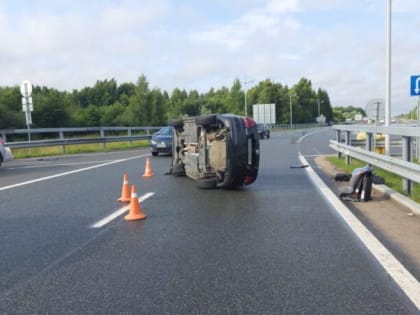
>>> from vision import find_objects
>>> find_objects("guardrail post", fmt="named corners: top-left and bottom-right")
top-left (59, 131), bottom-right (65, 154)
top-left (100, 129), bottom-right (105, 151)
top-left (345, 131), bottom-right (351, 165)
top-left (402, 136), bottom-right (412, 195)
top-left (128, 128), bottom-right (132, 147)
top-left (366, 132), bottom-right (373, 152)
top-left (336, 130), bottom-right (342, 159)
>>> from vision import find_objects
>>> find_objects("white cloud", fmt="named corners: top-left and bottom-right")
top-left (0, 0), bottom-right (418, 115)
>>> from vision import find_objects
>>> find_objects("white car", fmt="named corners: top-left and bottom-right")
top-left (0, 136), bottom-right (13, 167)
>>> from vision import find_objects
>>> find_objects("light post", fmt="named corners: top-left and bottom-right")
top-left (317, 99), bottom-right (324, 124)
top-left (417, 99), bottom-right (420, 159)
top-left (385, 0), bottom-right (392, 155)
top-left (289, 93), bottom-right (296, 128)
top-left (244, 79), bottom-right (254, 117)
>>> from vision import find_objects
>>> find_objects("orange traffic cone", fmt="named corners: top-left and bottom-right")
top-left (125, 184), bottom-right (147, 221)
top-left (118, 173), bottom-right (131, 202)
top-left (142, 157), bottom-right (154, 177)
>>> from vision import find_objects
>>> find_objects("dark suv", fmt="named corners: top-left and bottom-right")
top-left (257, 123), bottom-right (270, 139)
top-left (169, 114), bottom-right (260, 188)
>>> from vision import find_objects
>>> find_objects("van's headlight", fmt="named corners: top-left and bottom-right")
top-left (151, 140), bottom-right (157, 145)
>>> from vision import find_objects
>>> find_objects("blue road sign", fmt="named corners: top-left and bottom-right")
top-left (411, 75), bottom-right (420, 96)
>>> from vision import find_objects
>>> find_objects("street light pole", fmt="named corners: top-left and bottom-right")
top-left (317, 99), bottom-right (324, 124)
top-left (317, 99), bottom-right (321, 117)
top-left (244, 79), bottom-right (254, 117)
top-left (385, 0), bottom-right (392, 155)
top-left (289, 94), bottom-right (293, 128)
top-left (417, 97), bottom-right (420, 160)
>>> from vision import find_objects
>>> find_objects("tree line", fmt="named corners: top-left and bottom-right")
top-left (0, 75), bottom-right (338, 129)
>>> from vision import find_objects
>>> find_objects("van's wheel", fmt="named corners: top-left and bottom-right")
top-left (195, 115), bottom-right (217, 126)
top-left (197, 178), bottom-right (218, 189)
top-left (151, 152), bottom-right (158, 156)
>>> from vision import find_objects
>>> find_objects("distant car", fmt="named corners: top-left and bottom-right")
top-left (150, 126), bottom-right (173, 156)
top-left (0, 136), bottom-right (13, 167)
top-left (169, 114), bottom-right (260, 189)
top-left (257, 124), bottom-right (270, 139)
top-left (0, 136), bottom-right (5, 167)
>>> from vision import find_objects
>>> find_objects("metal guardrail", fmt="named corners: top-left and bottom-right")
top-left (6, 135), bottom-right (151, 149)
top-left (1, 123), bottom-right (322, 147)
top-left (0, 127), bottom-right (162, 153)
top-left (330, 140), bottom-right (420, 183)
top-left (272, 123), bottom-right (325, 129)
top-left (331, 124), bottom-right (420, 195)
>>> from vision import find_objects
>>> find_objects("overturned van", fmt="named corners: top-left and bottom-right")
top-left (169, 114), bottom-right (260, 189)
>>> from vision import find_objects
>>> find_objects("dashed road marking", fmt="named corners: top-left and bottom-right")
top-left (91, 192), bottom-right (155, 228)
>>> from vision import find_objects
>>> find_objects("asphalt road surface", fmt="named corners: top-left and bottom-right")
top-left (0, 128), bottom-right (418, 314)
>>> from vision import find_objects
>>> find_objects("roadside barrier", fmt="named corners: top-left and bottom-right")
top-left (117, 173), bottom-right (131, 203)
top-left (124, 185), bottom-right (147, 221)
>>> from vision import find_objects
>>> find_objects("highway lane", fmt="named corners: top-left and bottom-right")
top-left (0, 150), bottom-right (154, 189)
top-left (0, 130), bottom-right (418, 314)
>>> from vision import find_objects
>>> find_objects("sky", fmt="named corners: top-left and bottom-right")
top-left (0, 0), bottom-right (419, 116)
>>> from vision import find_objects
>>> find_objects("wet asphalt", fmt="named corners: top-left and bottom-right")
top-left (0, 129), bottom-right (418, 314)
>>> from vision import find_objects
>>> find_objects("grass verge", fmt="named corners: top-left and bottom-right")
top-left (327, 156), bottom-right (420, 204)
top-left (11, 140), bottom-right (150, 159)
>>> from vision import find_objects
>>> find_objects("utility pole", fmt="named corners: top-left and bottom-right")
top-left (417, 97), bottom-right (420, 160)
top-left (385, 0), bottom-right (392, 155)
top-left (244, 78), bottom-right (254, 117)
top-left (289, 93), bottom-right (296, 128)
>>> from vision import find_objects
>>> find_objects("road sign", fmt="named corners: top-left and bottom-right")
top-left (366, 98), bottom-right (385, 121)
top-left (410, 75), bottom-right (420, 96)
top-left (252, 103), bottom-right (276, 124)
top-left (20, 80), bottom-right (34, 127)
top-left (20, 80), bottom-right (32, 97)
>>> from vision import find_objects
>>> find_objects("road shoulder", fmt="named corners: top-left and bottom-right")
top-left (313, 154), bottom-right (420, 280)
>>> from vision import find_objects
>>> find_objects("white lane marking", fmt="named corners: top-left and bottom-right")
top-left (298, 154), bottom-right (420, 309)
top-left (296, 129), bottom-right (325, 144)
top-left (0, 154), bottom-right (150, 192)
top-left (91, 192), bottom-right (155, 228)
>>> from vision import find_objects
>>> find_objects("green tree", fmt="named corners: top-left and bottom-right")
top-left (167, 88), bottom-right (188, 119)
top-left (149, 88), bottom-right (166, 125)
top-left (225, 79), bottom-right (243, 115)
top-left (332, 106), bottom-right (366, 122)
top-left (0, 86), bottom-right (24, 128)
top-left (100, 102), bottom-right (126, 126)
top-left (32, 86), bottom-right (71, 128)
top-left (316, 88), bottom-right (333, 122)
top-left (293, 78), bottom-right (316, 123)
top-left (121, 75), bottom-right (150, 126)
